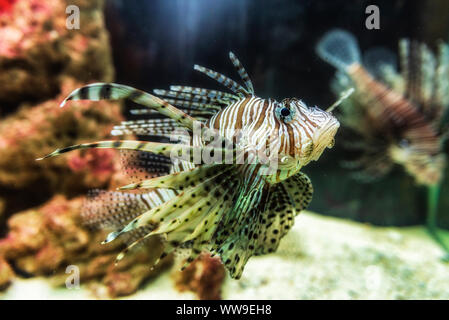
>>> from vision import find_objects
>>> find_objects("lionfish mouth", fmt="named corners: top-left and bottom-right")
top-left (324, 117), bottom-right (340, 140)
top-left (312, 119), bottom-right (340, 160)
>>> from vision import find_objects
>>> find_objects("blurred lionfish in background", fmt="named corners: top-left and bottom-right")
top-left (38, 52), bottom-right (341, 278)
top-left (317, 29), bottom-right (449, 257)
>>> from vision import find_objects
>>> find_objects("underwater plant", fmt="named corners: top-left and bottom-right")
top-left (37, 52), bottom-right (345, 279)
top-left (316, 29), bottom-right (449, 259)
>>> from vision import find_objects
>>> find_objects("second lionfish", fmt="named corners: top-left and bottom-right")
top-left (38, 52), bottom-right (341, 278)
top-left (317, 29), bottom-right (449, 257)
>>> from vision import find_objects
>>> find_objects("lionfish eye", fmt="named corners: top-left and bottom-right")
top-left (275, 102), bottom-right (295, 123)
top-left (280, 108), bottom-right (290, 117)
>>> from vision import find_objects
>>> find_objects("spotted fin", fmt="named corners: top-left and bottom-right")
top-left (82, 188), bottom-right (176, 233)
top-left (109, 166), bottom-right (243, 268)
top-left (254, 185), bottom-right (294, 256)
top-left (282, 172), bottom-right (313, 215)
top-left (103, 164), bottom-right (312, 279)
top-left (255, 173), bottom-right (312, 255)
top-left (119, 150), bottom-right (172, 183)
top-left (81, 189), bottom-right (155, 229)
top-left (205, 176), bottom-right (267, 279)
top-left (209, 172), bottom-right (313, 279)
top-left (104, 165), bottom-right (238, 241)
top-left (213, 203), bottom-right (264, 279)
top-left (83, 189), bottom-right (169, 259)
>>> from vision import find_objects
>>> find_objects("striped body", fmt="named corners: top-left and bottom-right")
top-left (317, 29), bottom-right (447, 185)
top-left (38, 52), bottom-right (340, 279)
top-left (349, 64), bottom-right (441, 155)
top-left (317, 28), bottom-right (449, 257)
top-left (194, 95), bottom-right (338, 184)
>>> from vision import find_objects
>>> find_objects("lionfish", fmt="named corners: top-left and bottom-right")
top-left (38, 52), bottom-right (340, 278)
top-left (316, 29), bottom-right (449, 257)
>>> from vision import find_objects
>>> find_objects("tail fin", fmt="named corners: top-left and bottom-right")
top-left (316, 29), bottom-right (361, 72)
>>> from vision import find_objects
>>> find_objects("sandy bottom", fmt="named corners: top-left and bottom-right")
top-left (2, 212), bottom-right (449, 300)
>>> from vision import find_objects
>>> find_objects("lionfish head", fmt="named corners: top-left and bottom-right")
top-left (273, 98), bottom-right (340, 169)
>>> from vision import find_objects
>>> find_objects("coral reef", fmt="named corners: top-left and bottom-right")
top-left (5, 211), bottom-right (448, 299)
top-left (0, 0), bottom-right (121, 219)
top-left (173, 253), bottom-right (226, 300)
top-left (0, 0), bottom-right (119, 218)
top-left (0, 79), bottom-right (123, 216)
top-left (0, 0), bottom-right (185, 299)
top-left (0, 0), bottom-right (113, 112)
top-left (0, 195), bottom-right (172, 298)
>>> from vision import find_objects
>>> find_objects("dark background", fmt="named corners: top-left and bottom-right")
top-left (104, 0), bottom-right (449, 227)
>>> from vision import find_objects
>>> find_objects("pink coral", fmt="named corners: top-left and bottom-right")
top-left (0, 0), bottom-right (113, 108)
top-left (0, 0), bottom-right (16, 15)
top-left (67, 149), bottom-right (117, 186)
top-left (174, 254), bottom-right (226, 300)
top-left (0, 195), bottom-right (172, 296)
top-left (0, 0), bottom-right (65, 58)
top-left (0, 79), bottom-right (123, 189)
